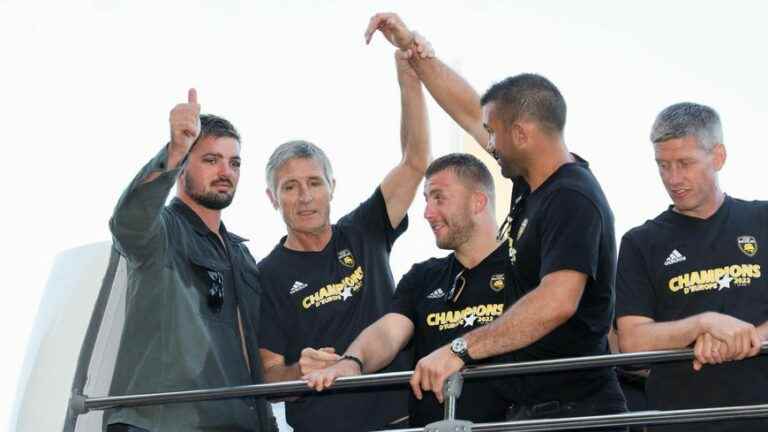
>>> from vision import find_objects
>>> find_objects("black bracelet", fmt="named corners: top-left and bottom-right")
top-left (339, 354), bottom-right (364, 372)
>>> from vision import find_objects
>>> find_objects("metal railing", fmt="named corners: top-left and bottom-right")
top-left (71, 342), bottom-right (768, 431)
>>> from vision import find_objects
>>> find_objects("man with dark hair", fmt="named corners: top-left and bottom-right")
top-left (616, 102), bottom-right (768, 432)
top-left (303, 153), bottom-right (517, 426)
top-left (363, 13), bottom-right (627, 428)
top-left (256, 48), bottom-right (432, 432)
top-left (106, 89), bottom-right (274, 432)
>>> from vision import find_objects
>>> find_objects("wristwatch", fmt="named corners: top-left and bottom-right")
top-left (450, 337), bottom-right (474, 365)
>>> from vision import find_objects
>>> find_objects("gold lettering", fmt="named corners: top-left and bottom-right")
top-left (714, 267), bottom-right (727, 281)
top-left (669, 276), bottom-right (682, 292)
top-left (730, 265), bottom-right (742, 278)
top-left (690, 271), bottom-right (701, 286)
top-left (700, 270), bottom-right (716, 284)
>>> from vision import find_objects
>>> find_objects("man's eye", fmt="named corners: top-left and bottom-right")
top-left (231, 160), bottom-right (241, 168)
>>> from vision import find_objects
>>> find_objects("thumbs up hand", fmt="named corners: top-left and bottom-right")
top-left (169, 88), bottom-right (202, 156)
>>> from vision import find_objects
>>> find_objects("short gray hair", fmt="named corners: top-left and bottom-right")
top-left (650, 102), bottom-right (723, 151)
top-left (265, 140), bottom-right (334, 194)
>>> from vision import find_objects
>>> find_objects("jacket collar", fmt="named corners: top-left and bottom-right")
top-left (170, 197), bottom-right (248, 243)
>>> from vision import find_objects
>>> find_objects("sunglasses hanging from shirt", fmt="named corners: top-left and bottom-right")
top-left (445, 268), bottom-right (467, 304)
top-left (207, 270), bottom-right (224, 313)
top-left (497, 188), bottom-right (529, 266)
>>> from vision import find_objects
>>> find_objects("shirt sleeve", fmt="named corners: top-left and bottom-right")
top-left (390, 264), bottom-right (421, 323)
top-left (109, 144), bottom-right (180, 264)
top-left (257, 270), bottom-right (291, 356)
top-left (538, 188), bottom-right (602, 280)
top-left (615, 233), bottom-right (656, 319)
top-left (339, 187), bottom-right (408, 251)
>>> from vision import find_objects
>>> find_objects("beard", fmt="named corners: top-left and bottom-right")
top-left (435, 209), bottom-right (475, 250)
top-left (184, 171), bottom-right (236, 210)
top-left (492, 149), bottom-right (523, 179)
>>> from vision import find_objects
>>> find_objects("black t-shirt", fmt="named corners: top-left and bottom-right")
top-left (258, 188), bottom-right (410, 432)
top-left (502, 155), bottom-right (622, 404)
top-left (391, 243), bottom-right (518, 426)
top-left (616, 196), bottom-right (768, 432)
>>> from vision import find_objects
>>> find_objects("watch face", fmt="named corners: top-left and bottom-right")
top-left (451, 338), bottom-right (467, 353)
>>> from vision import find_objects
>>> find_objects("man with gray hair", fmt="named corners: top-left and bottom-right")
top-left (256, 48), bottom-right (432, 432)
top-left (616, 102), bottom-right (768, 431)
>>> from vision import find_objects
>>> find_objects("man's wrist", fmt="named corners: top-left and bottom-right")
top-left (450, 337), bottom-right (474, 365)
top-left (339, 354), bottom-right (364, 373)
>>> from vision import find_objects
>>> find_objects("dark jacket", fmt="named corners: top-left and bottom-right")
top-left (105, 145), bottom-right (275, 431)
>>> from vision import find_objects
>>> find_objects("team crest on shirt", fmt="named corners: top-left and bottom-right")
top-left (337, 249), bottom-right (356, 268)
top-left (738, 236), bottom-right (758, 257)
top-left (489, 273), bottom-right (506, 292)
top-left (516, 218), bottom-right (529, 240)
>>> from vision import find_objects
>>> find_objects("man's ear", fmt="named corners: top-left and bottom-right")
top-left (712, 143), bottom-right (727, 171)
top-left (509, 122), bottom-right (528, 151)
top-left (473, 190), bottom-right (489, 215)
top-left (266, 188), bottom-right (279, 210)
top-left (329, 178), bottom-right (337, 201)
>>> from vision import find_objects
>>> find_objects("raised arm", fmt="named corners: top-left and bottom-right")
top-left (109, 89), bottom-right (201, 263)
top-left (365, 12), bottom-right (488, 149)
top-left (379, 49), bottom-right (432, 229)
top-left (304, 313), bottom-right (414, 391)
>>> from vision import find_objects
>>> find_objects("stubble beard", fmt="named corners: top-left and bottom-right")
top-left (184, 171), bottom-right (235, 210)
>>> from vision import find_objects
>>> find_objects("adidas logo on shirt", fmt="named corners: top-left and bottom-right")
top-left (427, 288), bottom-right (445, 299)
top-left (289, 281), bottom-right (308, 295)
top-left (664, 249), bottom-right (687, 266)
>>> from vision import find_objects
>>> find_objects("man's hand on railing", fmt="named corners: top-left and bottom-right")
top-left (303, 358), bottom-right (362, 391)
top-left (298, 347), bottom-right (340, 376)
top-left (410, 344), bottom-right (464, 403)
top-left (692, 312), bottom-right (762, 371)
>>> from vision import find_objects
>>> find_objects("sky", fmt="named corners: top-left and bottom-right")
top-left (2, 1), bottom-right (768, 429)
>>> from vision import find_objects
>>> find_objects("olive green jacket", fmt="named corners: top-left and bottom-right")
top-left (105, 145), bottom-right (275, 431)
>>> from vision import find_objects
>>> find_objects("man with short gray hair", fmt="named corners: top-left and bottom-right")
top-left (256, 48), bottom-right (432, 432)
top-left (616, 102), bottom-right (768, 431)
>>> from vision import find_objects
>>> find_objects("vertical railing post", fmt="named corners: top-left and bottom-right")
top-left (424, 372), bottom-right (472, 432)
top-left (443, 372), bottom-right (463, 421)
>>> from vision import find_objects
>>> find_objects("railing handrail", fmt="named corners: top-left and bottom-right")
top-left (381, 403), bottom-right (768, 431)
top-left (71, 341), bottom-right (768, 414)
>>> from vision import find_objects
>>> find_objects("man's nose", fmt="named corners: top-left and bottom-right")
top-left (298, 184), bottom-right (313, 203)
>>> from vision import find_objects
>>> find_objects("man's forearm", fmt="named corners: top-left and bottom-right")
top-left (346, 313), bottom-right (413, 373)
top-left (263, 362), bottom-right (302, 383)
top-left (109, 145), bottom-right (177, 261)
top-left (399, 78), bottom-right (430, 173)
top-left (463, 282), bottom-right (579, 360)
top-left (618, 315), bottom-right (704, 353)
top-left (409, 56), bottom-right (487, 147)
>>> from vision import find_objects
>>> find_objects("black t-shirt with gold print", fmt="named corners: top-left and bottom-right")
top-left (258, 187), bottom-right (409, 432)
top-left (391, 242), bottom-right (517, 426)
top-left (617, 196), bottom-right (768, 432)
